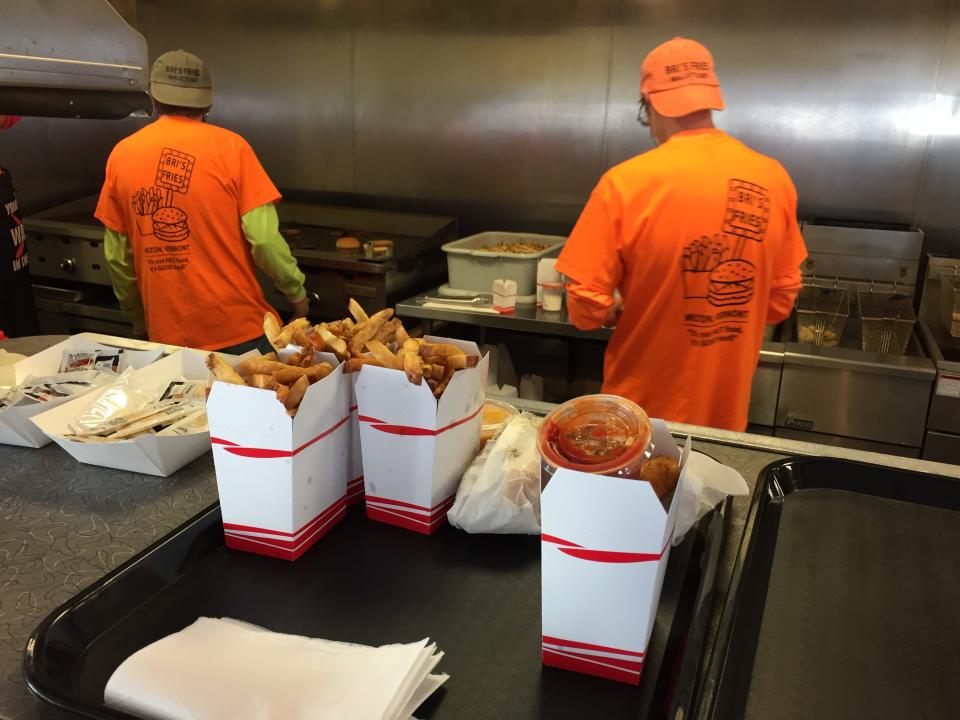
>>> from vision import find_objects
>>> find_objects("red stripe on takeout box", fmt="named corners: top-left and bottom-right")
top-left (542, 648), bottom-right (644, 684)
top-left (365, 494), bottom-right (456, 535)
top-left (358, 405), bottom-right (482, 436)
top-left (541, 635), bottom-right (646, 658)
top-left (346, 476), bottom-right (364, 505)
top-left (223, 495), bottom-right (346, 539)
top-left (223, 496), bottom-right (346, 561)
top-left (541, 533), bottom-right (672, 564)
top-left (211, 415), bottom-right (350, 458)
top-left (542, 635), bottom-right (646, 684)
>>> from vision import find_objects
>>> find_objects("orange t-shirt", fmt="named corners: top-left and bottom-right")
top-left (95, 115), bottom-right (281, 349)
top-left (557, 129), bottom-right (807, 431)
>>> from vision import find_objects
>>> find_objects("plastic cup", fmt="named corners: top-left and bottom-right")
top-left (480, 399), bottom-right (518, 449)
top-left (538, 394), bottom-right (654, 486)
top-left (541, 282), bottom-right (564, 312)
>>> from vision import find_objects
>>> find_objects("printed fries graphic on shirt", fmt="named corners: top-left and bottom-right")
top-left (680, 236), bottom-right (757, 308)
top-left (680, 179), bottom-right (768, 308)
top-left (681, 235), bottom-right (728, 301)
top-left (132, 148), bottom-right (196, 244)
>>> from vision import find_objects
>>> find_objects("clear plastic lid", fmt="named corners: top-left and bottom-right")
top-left (538, 394), bottom-right (653, 480)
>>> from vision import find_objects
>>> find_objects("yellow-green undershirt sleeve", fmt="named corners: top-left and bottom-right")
top-left (103, 227), bottom-right (146, 336)
top-left (241, 203), bottom-right (306, 302)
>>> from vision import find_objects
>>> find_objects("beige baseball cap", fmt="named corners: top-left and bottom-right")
top-left (150, 50), bottom-right (213, 109)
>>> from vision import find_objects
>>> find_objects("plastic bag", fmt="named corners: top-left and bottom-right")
top-left (68, 368), bottom-right (156, 435)
top-left (448, 412), bottom-right (543, 535)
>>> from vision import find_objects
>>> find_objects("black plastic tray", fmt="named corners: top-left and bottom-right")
top-left (25, 497), bottom-right (729, 720)
top-left (697, 458), bottom-right (960, 720)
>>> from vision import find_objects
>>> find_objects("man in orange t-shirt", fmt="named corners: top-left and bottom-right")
top-left (557, 37), bottom-right (807, 431)
top-left (96, 50), bottom-right (306, 351)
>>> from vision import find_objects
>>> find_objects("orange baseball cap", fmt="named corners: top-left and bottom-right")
top-left (641, 37), bottom-right (724, 118)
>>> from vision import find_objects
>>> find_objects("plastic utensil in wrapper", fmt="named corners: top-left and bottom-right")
top-left (480, 399), bottom-right (518, 449)
top-left (537, 394), bottom-right (653, 486)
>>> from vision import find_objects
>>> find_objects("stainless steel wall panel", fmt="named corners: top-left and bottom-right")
top-left (352, 22), bottom-right (614, 221)
top-left (15, 0), bottom-right (960, 247)
top-left (606, 4), bottom-right (947, 226)
top-left (915, 0), bottom-right (960, 255)
top-left (135, 0), bottom-right (355, 193)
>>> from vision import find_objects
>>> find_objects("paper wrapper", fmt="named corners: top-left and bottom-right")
top-left (670, 450), bottom-right (749, 545)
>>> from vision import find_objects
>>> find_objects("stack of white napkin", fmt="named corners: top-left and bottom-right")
top-left (104, 617), bottom-right (448, 720)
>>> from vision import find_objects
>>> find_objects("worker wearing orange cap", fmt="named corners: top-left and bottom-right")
top-left (557, 37), bottom-right (807, 431)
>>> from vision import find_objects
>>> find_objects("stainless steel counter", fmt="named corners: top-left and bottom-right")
top-left (396, 291), bottom-right (784, 362)
top-left (398, 291), bottom-right (787, 429)
top-left (2, 336), bottom-right (959, 719)
top-left (396, 293), bottom-right (614, 342)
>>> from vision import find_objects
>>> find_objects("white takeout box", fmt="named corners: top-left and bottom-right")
top-left (0, 334), bottom-right (164, 448)
top-left (355, 337), bottom-right (488, 534)
top-left (206, 352), bottom-right (351, 561)
top-left (347, 373), bottom-right (364, 506)
top-left (30, 349), bottom-right (209, 476)
top-left (541, 419), bottom-right (690, 685)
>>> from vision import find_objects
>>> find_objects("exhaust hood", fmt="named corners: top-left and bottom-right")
top-left (0, 0), bottom-right (151, 119)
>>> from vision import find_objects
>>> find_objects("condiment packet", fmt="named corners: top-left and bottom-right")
top-left (160, 380), bottom-right (205, 403)
top-left (22, 384), bottom-right (72, 402)
top-left (17, 370), bottom-right (115, 404)
top-left (60, 348), bottom-right (127, 374)
top-left (0, 388), bottom-right (28, 410)
top-left (70, 399), bottom-right (177, 437)
top-left (157, 409), bottom-right (208, 437)
top-left (67, 373), bottom-right (206, 441)
top-left (109, 404), bottom-right (198, 440)
top-left (93, 352), bottom-right (123, 373)
top-left (60, 350), bottom-right (100, 373)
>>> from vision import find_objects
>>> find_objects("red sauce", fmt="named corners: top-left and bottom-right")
top-left (538, 395), bottom-right (652, 481)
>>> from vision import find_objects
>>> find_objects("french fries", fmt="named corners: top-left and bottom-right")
top-left (365, 339), bottom-right (403, 370)
top-left (348, 298), bottom-right (369, 324)
top-left (207, 350), bottom-right (333, 417)
top-left (250, 373), bottom-right (277, 390)
top-left (316, 324), bottom-right (348, 359)
top-left (400, 339), bottom-right (422, 385)
top-left (205, 353), bottom-right (246, 385)
top-left (254, 298), bottom-right (481, 400)
top-left (348, 309), bottom-right (393, 355)
top-left (285, 375), bottom-right (309, 410)
top-left (345, 357), bottom-right (386, 373)
top-left (263, 313), bottom-right (282, 350)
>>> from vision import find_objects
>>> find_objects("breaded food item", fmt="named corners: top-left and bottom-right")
top-left (640, 455), bottom-right (681, 499)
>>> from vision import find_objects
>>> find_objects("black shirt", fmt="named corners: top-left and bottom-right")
top-left (0, 166), bottom-right (39, 337)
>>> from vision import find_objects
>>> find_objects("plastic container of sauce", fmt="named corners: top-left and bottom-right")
top-left (537, 394), bottom-right (653, 486)
top-left (480, 399), bottom-right (518, 449)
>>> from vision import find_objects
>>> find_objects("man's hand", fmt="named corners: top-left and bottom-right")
top-left (603, 294), bottom-right (624, 328)
top-left (290, 296), bottom-right (309, 319)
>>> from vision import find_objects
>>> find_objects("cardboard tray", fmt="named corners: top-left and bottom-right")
top-left (25, 498), bottom-right (729, 720)
top-left (696, 458), bottom-right (960, 720)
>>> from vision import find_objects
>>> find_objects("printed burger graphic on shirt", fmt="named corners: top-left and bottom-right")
top-left (132, 148), bottom-right (196, 272)
top-left (681, 178), bottom-right (769, 347)
top-left (153, 207), bottom-right (189, 243)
